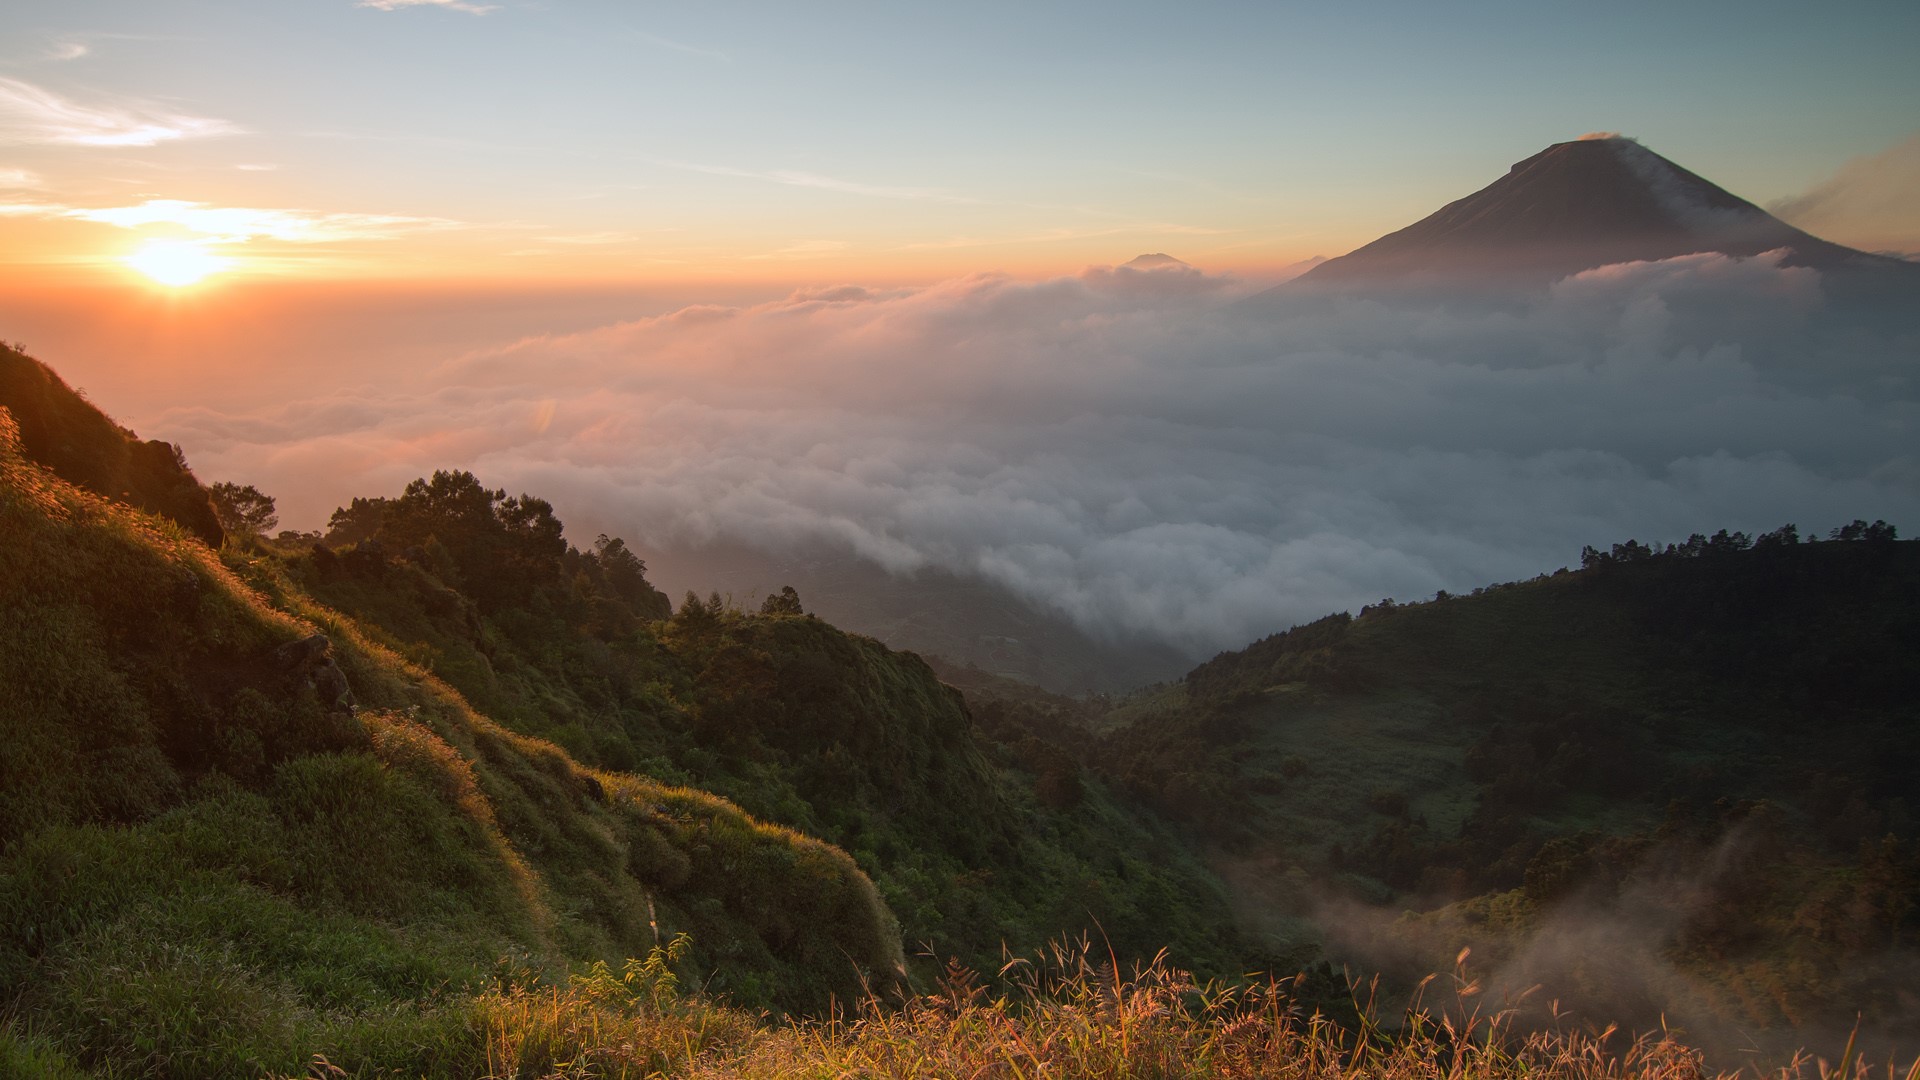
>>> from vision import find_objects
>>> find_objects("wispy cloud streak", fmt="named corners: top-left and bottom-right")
top-left (629, 29), bottom-right (728, 62)
top-left (660, 159), bottom-right (976, 203)
top-left (9, 197), bottom-right (461, 242)
top-left (357, 0), bottom-right (499, 14)
top-left (0, 77), bottom-right (239, 147)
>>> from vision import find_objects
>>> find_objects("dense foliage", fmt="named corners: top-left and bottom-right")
top-left (1043, 523), bottom-right (1920, 1062)
top-left (286, 470), bottom-right (1241, 982)
top-left (0, 405), bottom-right (902, 1075)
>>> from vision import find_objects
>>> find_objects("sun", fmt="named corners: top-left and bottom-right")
top-left (125, 240), bottom-right (229, 287)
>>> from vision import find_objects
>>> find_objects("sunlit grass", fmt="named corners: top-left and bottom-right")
top-left (201, 934), bottom-right (1901, 1080)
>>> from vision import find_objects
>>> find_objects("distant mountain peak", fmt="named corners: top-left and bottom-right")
top-left (1296, 137), bottom-right (1913, 288)
top-left (1123, 253), bottom-right (1190, 269)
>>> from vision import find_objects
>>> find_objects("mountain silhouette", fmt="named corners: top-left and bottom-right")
top-left (1297, 135), bottom-right (1918, 288)
top-left (1123, 252), bottom-right (1191, 270)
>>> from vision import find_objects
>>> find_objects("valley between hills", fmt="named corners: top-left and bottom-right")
top-left (3, 337), bottom-right (1917, 1077)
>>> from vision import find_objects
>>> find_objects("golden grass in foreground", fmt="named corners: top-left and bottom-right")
top-left (261, 937), bottom-right (1920, 1080)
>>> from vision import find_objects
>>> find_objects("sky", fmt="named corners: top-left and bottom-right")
top-left (3, 0), bottom-right (1919, 287)
top-left (2, 1), bottom-right (1917, 662)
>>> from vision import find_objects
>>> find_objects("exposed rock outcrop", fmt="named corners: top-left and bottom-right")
top-left (277, 633), bottom-right (357, 714)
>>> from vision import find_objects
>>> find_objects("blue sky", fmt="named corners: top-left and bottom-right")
top-left (3, 0), bottom-right (1917, 281)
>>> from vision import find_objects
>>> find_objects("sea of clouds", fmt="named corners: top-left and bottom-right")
top-left (160, 251), bottom-right (1919, 657)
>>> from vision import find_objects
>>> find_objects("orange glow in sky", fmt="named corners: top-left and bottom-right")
top-left (0, 4), bottom-right (1914, 293)
top-left (124, 239), bottom-right (229, 287)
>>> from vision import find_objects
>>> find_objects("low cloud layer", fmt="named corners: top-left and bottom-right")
top-left (160, 253), bottom-right (1919, 656)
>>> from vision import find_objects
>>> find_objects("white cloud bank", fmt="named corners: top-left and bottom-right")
top-left (160, 253), bottom-right (1920, 656)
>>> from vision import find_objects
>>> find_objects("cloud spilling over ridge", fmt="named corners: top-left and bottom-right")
top-left (1769, 132), bottom-right (1920, 256)
top-left (159, 254), bottom-right (1920, 655)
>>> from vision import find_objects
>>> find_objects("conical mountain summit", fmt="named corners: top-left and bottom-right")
top-left (1298, 134), bottom-right (1916, 288)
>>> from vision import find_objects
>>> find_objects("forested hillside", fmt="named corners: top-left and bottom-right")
top-left (0, 403), bottom-right (914, 1072)
top-left (274, 470), bottom-right (1240, 980)
top-left (0, 347), bottom-right (1244, 1074)
top-left (1018, 526), bottom-right (1920, 1061)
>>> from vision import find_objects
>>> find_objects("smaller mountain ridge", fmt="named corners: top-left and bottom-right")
top-left (1297, 135), bottom-right (1917, 288)
top-left (1123, 252), bottom-right (1191, 269)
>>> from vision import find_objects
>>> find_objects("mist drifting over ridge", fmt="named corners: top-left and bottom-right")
top-left (158, 240), bottom-right (1919, 659)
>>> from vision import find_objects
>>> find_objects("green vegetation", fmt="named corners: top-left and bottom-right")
top-left (0, 347), bottom-right (1243, 1073)
top-left (0, 405), bottom-right (902, 1073)
top-left (5, 934), bottom-right (1782, 1080)
top-left (276, 472), bottom-right (1241, 982)
top-left (208, 481), bottom-right (279, 539)
top-left (1043, 524), bottom-right (1920, 1063)
top-left (0, 343), bottom-right (223, 546)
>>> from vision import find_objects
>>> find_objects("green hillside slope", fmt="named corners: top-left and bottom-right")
top-left (0, 406), bottom-right (900, 1074)
top-left (1079, 529), bottom-right (1920, 1058)
top-left (280, 475), bottom-right (1241, 980)
top-left (0, 344), bottom-right (223, 546)
top-left (0, 346), bottom-right (1248, 1074)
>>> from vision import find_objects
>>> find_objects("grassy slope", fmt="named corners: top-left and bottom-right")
top-left (287, 531), bottom-right (1247, 982)
top-left (0, 344), bottom-right (223, 546)
top-left (0, 408), bottom-right (901, 1076)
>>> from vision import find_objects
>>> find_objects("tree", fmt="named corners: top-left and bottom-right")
top-left (1830, 519), bottom-right (1899, 543)
top-left (325, 497), bottom-right (388, 546)
top-left (208, 481), bottom-right (278, 537)
top-left (591, 534), bottom-right (672, 620)
top-left (760, 585), bottom-right (805, 617)
top-left (378, 470), bottom-right (568, 612)
top-left (593, 534), bottom-right (645, 585)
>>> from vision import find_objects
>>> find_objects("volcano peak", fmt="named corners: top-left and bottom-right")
top-left (1297, 137), bottom-right (1905, 288)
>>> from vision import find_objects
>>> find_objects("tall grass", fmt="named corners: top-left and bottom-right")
top-left (693, 936), bottom-right (1721, 1080)
top-left (183, 935), bottom-right (1905, 1080)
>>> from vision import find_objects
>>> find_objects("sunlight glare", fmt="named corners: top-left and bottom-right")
top-left (125, 240), bottom-right (229, 287)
